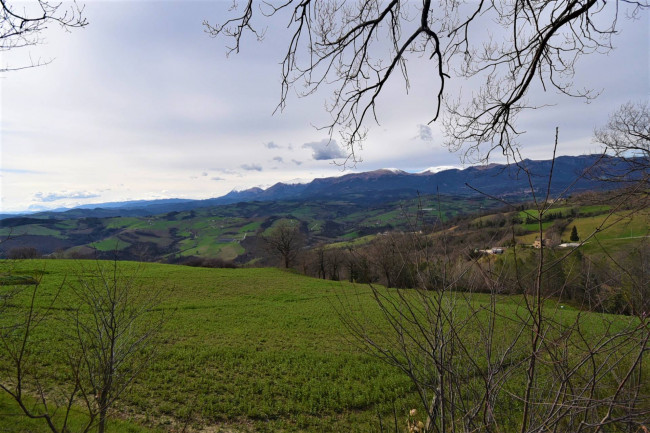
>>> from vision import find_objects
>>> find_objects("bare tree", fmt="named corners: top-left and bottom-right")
top-left (1, 0), bottom-right (87, 72)
top-left (206, 0), bottom-right (648, 162)
top-left (367, 233), bottom-right (407, 288)
top-left (261, 219), bottom-right (305, 268)
top-left (0, 260), bottom-right (163, 433)
top-left (68, 260), bottom-right (164, 433)
top-left (595, 100), bottom-right (650, 177)
top-left (596, 101), bottom-right (650, 158)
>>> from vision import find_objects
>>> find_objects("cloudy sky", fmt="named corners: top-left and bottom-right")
top-left (1, 1), bottom-right (648, 213)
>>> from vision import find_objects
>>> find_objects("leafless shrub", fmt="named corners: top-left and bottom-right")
top-left (7, 246), bottom-right (42, 259)
top-left (338, 138), bottom-right (650, 432)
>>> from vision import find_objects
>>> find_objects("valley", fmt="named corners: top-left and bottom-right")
top-left (1, 155), bottom-right (648, 432)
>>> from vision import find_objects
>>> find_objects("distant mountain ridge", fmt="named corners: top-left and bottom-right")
top-left (217, 154), bottom-right (615, 203)
top-left (3, 155), bottom-right (631, 220)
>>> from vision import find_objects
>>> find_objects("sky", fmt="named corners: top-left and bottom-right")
top-left (1, 1), bottom-right (648, 213)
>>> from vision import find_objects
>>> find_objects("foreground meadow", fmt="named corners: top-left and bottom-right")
top-left (1, 260), bottom-right (647, 432)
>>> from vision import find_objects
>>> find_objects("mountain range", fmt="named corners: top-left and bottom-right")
top-left (2, 155), bottom-right (628, 220)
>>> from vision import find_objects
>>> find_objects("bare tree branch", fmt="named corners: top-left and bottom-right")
top-left (206, 0), bottom-right (648, 163)
top-left (1, 0), bottom-right (87, 72)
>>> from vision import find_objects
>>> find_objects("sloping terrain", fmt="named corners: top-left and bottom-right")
top-left (0, 194), bottom-right (499, 262)
top-left (2, 260), bottom-right (647, 432)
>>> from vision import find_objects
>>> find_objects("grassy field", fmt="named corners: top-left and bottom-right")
top-left (514, 205), bottom-right (648, 247)
top-left (0, 392), bottom-right (160, 433)
top-left (1, 261), bottom-right (417, 432)
top-left (1, 260), bottom-right (646, 432)
top-left (564, 210), bottom-right (649, 252)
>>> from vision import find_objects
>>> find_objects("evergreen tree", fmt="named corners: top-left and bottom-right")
top-left (570, 226), bottom-right (580, 242)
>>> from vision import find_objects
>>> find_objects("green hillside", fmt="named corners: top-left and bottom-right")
top-left (0, 194), bottom-right (500, 264)
top-left (1, 260), bottom-right (647, 432)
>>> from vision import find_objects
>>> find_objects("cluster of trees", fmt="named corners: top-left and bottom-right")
top-left (289, 221), bottom-right (645, 315)
top-left (296, 232), bottom-right (432, 288)
top-left (6, 246), bottom-right (42, 259)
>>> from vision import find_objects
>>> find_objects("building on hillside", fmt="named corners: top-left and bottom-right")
top-left (558, 242), bottom-right (581, 248)
top-left (475, 247), bottom-right (506, 255)
top-left (533, 238), bottom-right (551, 249)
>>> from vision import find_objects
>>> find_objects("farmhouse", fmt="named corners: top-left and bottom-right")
top-left (476, 247), bottom-right (506, 255)
top-left (533, 238), bottom-right (551, 249)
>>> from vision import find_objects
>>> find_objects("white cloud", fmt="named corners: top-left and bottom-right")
top-left (303, 139), bottom-right (347, 160)
top-left (34, 191), bottom-right (100, 203)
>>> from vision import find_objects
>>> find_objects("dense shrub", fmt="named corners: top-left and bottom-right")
top-left (180, 256), bottom-right (238, 268)
top-left (7, 247), bottom-right (42, 259)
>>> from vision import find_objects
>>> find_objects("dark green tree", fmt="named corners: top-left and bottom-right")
top-left (570, 226), bottom-right (580, 242)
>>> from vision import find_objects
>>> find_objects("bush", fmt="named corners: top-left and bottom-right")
top-left (180, 256), bottom-right (238, 268)
top-left (7, 247), bottom-right (41, 259)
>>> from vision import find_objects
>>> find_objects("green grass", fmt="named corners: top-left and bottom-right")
top-left (0, 392), bottom-right (161, 433)
top-left (517, 204), bottom-right (611, 222)
top-left (91, 237), bottom-right (132, 251)
top-left (0, 225), bottom-right (65, 238)
top-left (513, 207), bottom-right (648, 247)
top-left (0, 261), bottom-right (418, 431)
top-left (564, 210), bottom-right (649, 253)
top-left (1, 392), bottom-right (57, 433)
top-left (1, 260), bottom-right (646, 432)
top-left (239, 221), bottom-right (262, 232)
top-left (327, 234), bottom-right (377, 249)
top-left (518, 220), bottom-right (554, 232)
top-left (105, 217), bottom-right (143, 229)
top-left (217, 243), bottom-right (245, 261)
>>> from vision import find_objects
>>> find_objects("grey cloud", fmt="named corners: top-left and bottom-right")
top-left (292, 159), bottom-right (303, 165)
top-left (211, 176), bottom-right (224, 181)
top-left (273, 156), bottom-right (284, 163)
top-left (241, 163), bottom-right (263, 171)
top-left (265, 141), bottom-right (281, 149)
top-left (416, 124), bottom-right (433, 141)
top-left (201, 171), bottom-right (208, 176)
top-left (302, 139), bottom-right (346, 160)
top-left (34, 191), bottom-right (100, 202)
